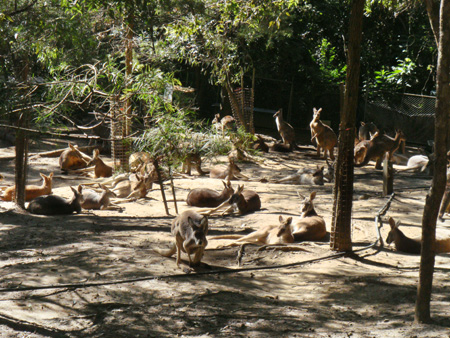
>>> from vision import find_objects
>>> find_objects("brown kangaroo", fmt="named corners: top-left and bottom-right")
top-left (182, 152), bottom-right (208, 176)
top-left (205, 184), bottom-right (261, 216)
top-left (154, 210), bottom-right (208, 267)
top-left (111, 174), bottom-right (149, 199)
top-left (186, 180), bottom-right (234, 208)
top-left (355, 130), bottom-right (406, 169)
top-left (387, 217), bottom-right (450, 254)
top-left (209, 158), bottom-right (248, 180)
top-left (87, 149), bottom-right (113, 178)
top-left (358, 121), bottom-right (379, 142)
top-left (211, 216), bottom-right (294, 246)
top-left (79, 184), bottom-right (117, 210)
top-left (274, 166), bottom-right (324, 186)
top-left (310, 108), bottom-right (337, 160)
top-left (213, 113), bottom-right (235, 134)
top-left (291, 191), bottom-right (327, 242)
top-left (59, 143), bottom-right (90, 171)
top-left (354, 130), bottom-right (379, 165)
top-left (273, 109), bottom-right (297, 150)
top-left (27, 186), bottom-right (83, 215)
top-left (1, 172), bottom-right (53, 202)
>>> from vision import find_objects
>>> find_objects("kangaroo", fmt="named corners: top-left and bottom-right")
top-left (291, 191), bottom-right (327, 242)
top-left (79, 184), bottom-right (116, 210)
top-left (186, 180), bottom-right (234, 208)
top-left (253, 135), bottom-right (269, 153)
top-left (358, 121), bottom-right (378, 142)
top-left (213, 113), bottom-right (235, 134)
top-left (0, 172), bottom-right (54, 202)
top-left (298, 160), bottom-right (334, 182)
top-left (26, 186), bottom-right (83, 215)
top-left (204, 184), bottom-right (261, 216)
top-left (310, 108), bottom-right (338, 160)
top-left (387, 217), bottom-right (450, 254)
top-left (274, 166), bottom-right (324, 186)
top-left (273, 109), bottom-right (297, 150)
top-left (111, 174), bottom-right (149, 199)
top-left (212, 216), bottom-right (294, 247)
top-left (87, 149), bottom-right (113, 178)
top-left (355, 130), bottom-right (406, 169)
top-left (182, 152), bottom-right (208, 176)
top-left (155, 210), bottom-right (208, 267)
top-left (398, 155), bottom-right (429, 173)
top-left (129, 152), bottom-right (152, 173)
top-left (210, 158), bottom-right (248, 180)
top-left (354, 131), bottom-right (379, 165)
top-left (59, 143), bottom-right (90, 171)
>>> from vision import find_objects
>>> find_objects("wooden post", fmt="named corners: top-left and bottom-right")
top-left (383, 152), bottom-right (393, 196)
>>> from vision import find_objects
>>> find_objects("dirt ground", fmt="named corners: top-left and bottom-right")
top-left (0, 138), bottom-right (450, 338)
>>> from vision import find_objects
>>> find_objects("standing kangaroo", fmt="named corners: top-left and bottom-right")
top-left (310, 108), bottom-right (338, 160)
top-left (87, 149), bottom-right (113, 178)
top-left (291, 191), bottom-right (327, 242)
top-left (182, 152), bottom-right (208, 176)
top-left (355, 130), bottom-right (406, 169)
top-left (186, 180), bottom-right (234, 208)
top-left (211, 216), bottom-right (294, 246)
top-left (0, 172), bottom-right (53, 202)
top-left (154, 210), bottom-right (209, 267)
top-left (273, 109), bottom-right (297, 150)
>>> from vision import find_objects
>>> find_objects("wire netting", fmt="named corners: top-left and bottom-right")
top-left (110, 97), bottom-right (130, 171)
top-left (364, 92), bottom-right (435, 145)
top-left (230, 87), bottom-right (255, 134)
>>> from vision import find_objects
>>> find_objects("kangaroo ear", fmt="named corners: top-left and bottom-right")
top-left (286, 217), bottom-right (293, 224)
top-left (49, 172), bottom-right (54, 178)
top-left (388, 217), bottom-right (396, 229)
top-left (361, 121), bottom-right (365, 126)
top-left (222, 181), bottom-right (227, 188)
top-left (297, 191), bottom-right (305, 200)
top-left (310, 191), bottom-right (317, 200)
top-left (279, 215), bottom-right (284, 222)
top-left (395, 220), bottom-right (401, 229)
top-left (70, 186), bottom-right (77, 195)
top-left (77, 185), bottom-right (83, 193)
top-left (200, 216), bottom-right (208, 232)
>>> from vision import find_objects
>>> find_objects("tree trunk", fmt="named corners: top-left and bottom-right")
top-left (330, 0), bottom-right (365, 252)
top-left (416, 0), bottom-right (450, 323)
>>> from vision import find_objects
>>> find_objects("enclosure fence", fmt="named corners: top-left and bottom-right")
top-left (364, 91), bottom-right (436, 146)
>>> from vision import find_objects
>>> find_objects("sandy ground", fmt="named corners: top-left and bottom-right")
top-left (0, 139), bottom-right (450, 338)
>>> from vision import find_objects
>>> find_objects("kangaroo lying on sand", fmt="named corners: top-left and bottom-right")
top-left (27, 186), bottom-right (83, 215)
top-left (154, 210), bottom-right (209, 267)
top-left (310, 108), bottom-right (337, 160)
top-left (274, 166), bottom-right (324, 186)
top-left (210, 158), bottom-right (249, 180)
top-left (291, 191), bottom-right (327, 242)
top-left (186, 180), bottom-right (234, 208)
top-left (210, 216), bottom-right (294, 247)
top-left (59, 144), bottom-right (91, 171)
top-left (1, 172), bottom-right (53, 202)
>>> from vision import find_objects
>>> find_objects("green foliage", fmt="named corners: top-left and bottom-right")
top-left (372, 57), bottom-right (418, 91)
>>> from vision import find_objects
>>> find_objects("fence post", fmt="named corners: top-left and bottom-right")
top-left (383, 152), bottom-right (394, 196)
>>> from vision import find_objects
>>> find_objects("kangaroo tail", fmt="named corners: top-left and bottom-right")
top-left (153, 243), bottom-right (177, 257)
top-left (209, 235), bottom-right (244, 240)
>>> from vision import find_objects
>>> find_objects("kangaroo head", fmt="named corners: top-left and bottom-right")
top-left (229, 185), bottom-right (244, 205)
top-left (41, 172), bottom-right (53, 188)
top-left (386, 217), bottom-right (401, 244)
top-left (273, 109), bottom-right (283, 119)
top-left (277, 216), bottom-right (293, 237)
top-left (298, 191), bottom-right (316, 215)
top-left (70, 186), bottom-right (84, 213)
top-left (312, 107), bottom-right (322, 121)
top-left (187, 216), bottom-right (208, 246)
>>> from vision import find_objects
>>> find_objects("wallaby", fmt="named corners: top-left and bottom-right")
top-left (186, 180), bottom-right (234, 208)
top-left (111, 174), bottom-right (149, 199)
top-left (355, 129), bottom-right (406, 169)
top-left (204, 184), bottom-right (261, 216)
top-left (211, 216), bottom-right (294, 247)
top-left (354, 131), bottom-right (379, 165)
top-left (310, 108), bottom-right (338, 160)
top-left (129, 152), bottom-right (152, 173)
top-left (79, 184), bottom-right (116, 210)
top-left (213, 113), bottom-right (235, 134)
top-left (253, 134), bottom-right (269, 153)
top-left (273, 109), bottom-right (297, 150)
top-left (59, 143), bottom-right (91, 171)
top-left (298, 160), bottom-right (334, 182)
top-left (182, 152), bottom-right (208, 176)
top-left (274, 166), bottom-right (324, 186)
top-left (291, 191), bottom-right (327, 242)
top-left (210, 158), bottom-right (248, 180)
top-left (398, 155), bottom-right (429, 173)
top-left (358, 121), bottom-right (378, 142)
top-left (0, 172), bottom-right (53, 202)
top-left (154, 210), bottom-right (208, 267)
top-left (387, 217), bottom-right (450, 254)
top-left (27, 186), bottom-right (83, 215)
top-left (87, 149), bottom-right (113, 178)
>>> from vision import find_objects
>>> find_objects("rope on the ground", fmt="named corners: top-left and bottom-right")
top-left (0, 194), bottom-right (396, 294)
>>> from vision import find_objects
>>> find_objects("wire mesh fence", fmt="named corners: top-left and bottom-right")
top-left (364, 91), bottom-right (435, 146)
